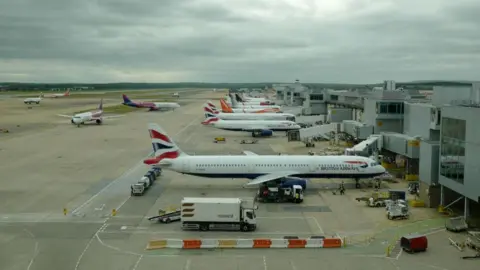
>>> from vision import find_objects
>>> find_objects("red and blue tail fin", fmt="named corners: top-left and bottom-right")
top-left (201, 117), bottom-right (219, 125)
top-left (203, 103), bottom-right (218, 118)
top-left (143, 123), bottom-right (186, 165)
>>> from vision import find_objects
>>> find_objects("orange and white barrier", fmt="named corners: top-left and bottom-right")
top-left (146, 237), bottom-right (343, 250)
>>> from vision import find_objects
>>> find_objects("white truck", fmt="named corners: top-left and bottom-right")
top-left (131, 183), bottom-right (145, 196)
top-left (181, 197), bottom-right (257, 232)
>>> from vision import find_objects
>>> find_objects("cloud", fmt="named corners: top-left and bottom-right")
top-left (0, 0), bottom-right (479, 83)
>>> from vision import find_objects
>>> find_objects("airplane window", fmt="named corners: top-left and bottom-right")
top-left (360, 164), bottom-right (368, 168)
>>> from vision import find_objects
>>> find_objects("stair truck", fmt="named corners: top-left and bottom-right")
top-left (180, 197), bottom-right (257, 232)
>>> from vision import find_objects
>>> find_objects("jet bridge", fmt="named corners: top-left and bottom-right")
top-left (345, 135), bottom-right (381, 157)
top-left (298, 123), bottom-right (340, 140)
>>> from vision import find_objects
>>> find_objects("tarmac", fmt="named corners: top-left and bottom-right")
top-left (0, 89), bottom-right (478, 270)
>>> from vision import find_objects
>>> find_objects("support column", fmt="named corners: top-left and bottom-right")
top-left (464, 197), bottom-right (470, 220)
top-left (440, 185), bottom-right (444, 206)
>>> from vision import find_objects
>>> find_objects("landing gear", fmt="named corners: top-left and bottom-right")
top-left (355, 178), bottom-right (360, 189)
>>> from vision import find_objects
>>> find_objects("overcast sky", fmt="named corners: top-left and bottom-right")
top-left (0, 0), bottom-right (479, 83)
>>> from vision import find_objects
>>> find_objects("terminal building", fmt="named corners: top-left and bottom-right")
top-left (273, 80), bottom-right (480, 220)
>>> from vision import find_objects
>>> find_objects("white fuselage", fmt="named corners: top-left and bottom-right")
top-left (71, 110), bottom-right (102, 125)
top-left (157, 155), bottom-right (386, 179)
top-left (244, 97), bottom-right (267, 101)
top-left (230, 107), bottom-right (280, 113)
top-left (231, 103), bottom-right (281, 110)
top-left (24, 97), bottom-right (42, 104)
top-left (210, 119), bottom-right (301, 131)
top-left (213, 112), bottom-right (295, 121)
top-left (153, 102), bottom-right (180, 109)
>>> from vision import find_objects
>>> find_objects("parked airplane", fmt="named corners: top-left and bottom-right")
top-left (218, 99), bottom-right (280, 113)
top-left (24, 95), bottom-right (42, 104)
top-left (202, 116), bottom-right (301, 132)
top-left (57, 99), bottom-right (124, 127)
top-left (44, 89), bottom-right (70, 98)
top-left (172, 92), bottom-right (179, 98)
top-left (203, 103), bottom-right (295, 121)
top-left (229, 94), bottom-right (281, 110)
top-left (122, 94), bottom-right (180, 111)
top-left (234, 93), bottom-right (275, 105)
top-left (143, 123), bottom-right (386, 188)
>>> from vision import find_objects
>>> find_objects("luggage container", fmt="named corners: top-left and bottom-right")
top-left (400, 234), bottom-right (428, 253)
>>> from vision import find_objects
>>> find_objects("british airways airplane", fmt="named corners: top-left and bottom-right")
top-left (218, 99), bottom-right (281, 113)
top-left (122, 94), bottom-right (180, 111)
top-left (201, 117), bottom-right (301, 132)
top-left (143, 123), bottom-right (386, 188)
top-left (203, 103), bottom-right (295, 121)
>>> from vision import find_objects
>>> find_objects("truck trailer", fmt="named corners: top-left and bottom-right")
top-left (181, 197), bottom-right (257, 232)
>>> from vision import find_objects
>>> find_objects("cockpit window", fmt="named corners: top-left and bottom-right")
top-left (360, 164), bottom-right (368, 168)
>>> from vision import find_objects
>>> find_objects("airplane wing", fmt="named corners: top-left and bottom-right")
top-left (246, 171), bottom-right (299, 186)
top-left (243, 151), bottom-right (258, 156)
top-left (57, 114), bottom-right (73, 118)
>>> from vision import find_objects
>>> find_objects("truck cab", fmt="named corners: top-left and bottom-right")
top-left (241, 208), bottom-right (257, 231)
top-left (131, 183), bottom-right (145, 196)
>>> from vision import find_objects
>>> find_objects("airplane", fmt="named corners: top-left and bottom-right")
top-left (44, 89), bottom-right (70, 98)
top-left (24, 95), bottom-right (42, 104)
top-left (201, 117), bottom-right (301, 132)
top-left (203, 103), bottom-right (295, 121)
top-left (143, 123), bottom-right (386, 189)
top-left (172, 92), bottom-right (179, 98)
top-left (234, 93), bottom-right (275, 105)
top-left (229, 94), bottom-right (281, 110)
top-left (122, 94), bottom-right (180, 111)
top-left (57, 99), bottom-right (124, 127)
top-left (218, 99), bottom-right (281, 113)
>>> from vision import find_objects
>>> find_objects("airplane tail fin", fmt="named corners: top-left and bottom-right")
top-left (98, 99), bottom-right (103, 110)
top-left (203, 103), bottom-right (218, 118)
top-left (206, 100), bottom-right (217, 110)
top-left (65, 89), bottom-right (70, 96)
top-left (219, 99), bottom-right (233, 113)
top-left (143, 123), bottom-right (187, 165)
top-left (201, 117), bottom-right (219, 125)
top-left (122, 94), bottom-right (132, 104)
top-left (235, 93), bottom-right (244, 102)
top-left (229, 94), bottom-right (238, 107)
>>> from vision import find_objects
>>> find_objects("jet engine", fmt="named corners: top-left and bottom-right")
top-left (252, 129), bottom-right (273, 137)
top-left (96, 119), bottom-right (102, 124)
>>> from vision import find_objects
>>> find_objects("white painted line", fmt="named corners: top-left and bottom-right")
top-left (185, 258), bottom-right (191, 270)
top-left (24, 229), bottom-right (39, 270)
top-left (132, 255), bottom-right (143, 270)
top-left (289, 260), bottom-right (298, 270)
top-left (71, 154), bottom-right (153, 214)
top-left (308, 217), bottom-right (324, 235)
top-left (263, 256), bottom-right (268, 270)
top-left (75, 224), bottom-right (107, 270)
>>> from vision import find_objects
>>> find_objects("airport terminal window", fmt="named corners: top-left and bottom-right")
top-left (377, 102), bottom-right (404, 114)
top-left (330, 95), bottom-right (338, 101)
top-left (294, 93), bottom-right (300, 97)
top-left (440, 117), bottom-right (466, 183)
top-left (310, 94), bottom-right (323, 101)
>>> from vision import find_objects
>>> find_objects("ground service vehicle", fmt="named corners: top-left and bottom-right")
top-left (145, 171), bottom-right (156, 182)
top-left (257, 184), bottom-right (304, 203)
top-left (138, 176), bottom-right (151, 189)
top-left (150, 168), bottom-right (162, 177)
top-left (252, 129), bottom-right (273, 137)
top-left (181, 197), bottom-right (257, 232)
top-left (387, 204), bottom-right (409, 220)
top-left (131, 183), bottom-right (145, 196)
top-left (148, 208), bottom-right (181, 223)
